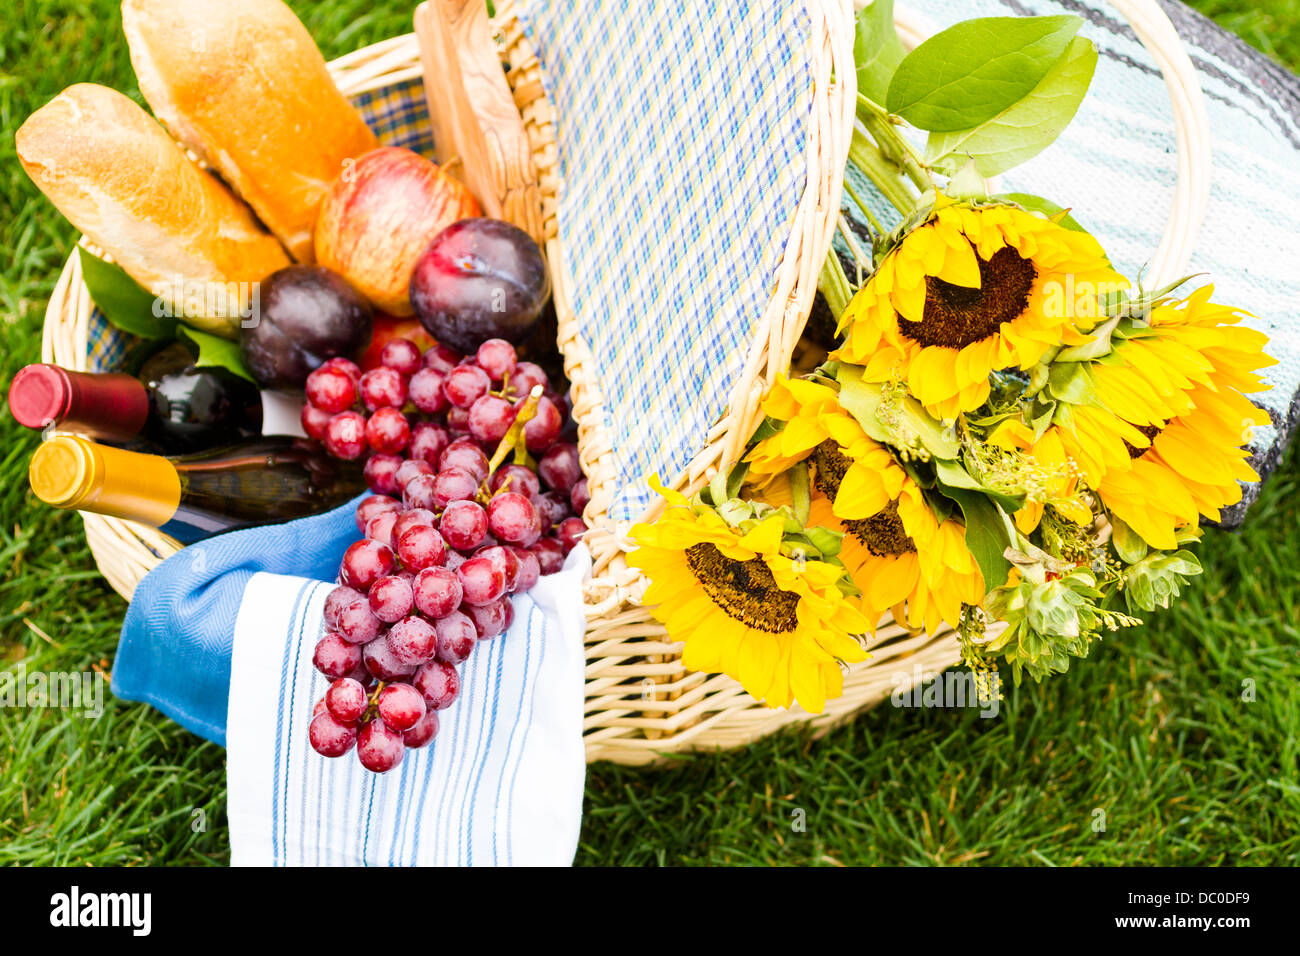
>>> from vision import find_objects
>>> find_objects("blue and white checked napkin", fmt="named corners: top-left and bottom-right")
top-left (519, 0), bottom-right (817, 521)
top-left (113, 497), bottom-right (588, 867)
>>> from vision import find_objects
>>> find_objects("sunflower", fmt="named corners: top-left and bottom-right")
top-left (813, 448), bottom-right (984, 634)
top-left (627, 479), bottom-right (869, 713)
top-left (1096, 386), bottom-right (1266, 549)
top-left (834, 197), bottom-right (1126, 420)
top-left (747, 375), bottom-right (909, 523)
top-left (756, 448), bottom-right (985, 635)
top-left (745, 376), bottom-right (852, 477)
top-left (987, 419), bottom-right (1093, 534)
top-left (1055, 287), bottom-right (1275, 548)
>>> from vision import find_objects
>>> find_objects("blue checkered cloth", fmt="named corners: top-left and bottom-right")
top-left (518, 0), bottom-right (816, 520)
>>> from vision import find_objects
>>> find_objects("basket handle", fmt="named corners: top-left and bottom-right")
top-left (887, 0), bottom-right (1211, 286)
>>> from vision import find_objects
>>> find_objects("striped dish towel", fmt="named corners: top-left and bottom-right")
top-left (227, 559), bottom-right (587, 867)
top-left (113, 496), bottom-right (588, 866)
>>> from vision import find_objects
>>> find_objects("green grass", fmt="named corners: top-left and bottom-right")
top-left (0, 0), bottom-right (1297, 866)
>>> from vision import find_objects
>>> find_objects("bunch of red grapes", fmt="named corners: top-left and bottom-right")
top-left (305, 336), bottom-right (589, 773)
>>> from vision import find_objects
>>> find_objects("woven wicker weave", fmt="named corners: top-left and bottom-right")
top-left (41, 0), bottom-right (1210, 765)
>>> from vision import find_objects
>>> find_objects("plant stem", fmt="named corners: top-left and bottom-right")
top-left (835, 216), bottom-right (872, 287)
top-left (849, 129), bottom-right (916, 215)
top-left (857, 93), bottom-right (931, 192)
top-left (841, 176), bottom-right (885, 236)
top-left (820, 251), bottom-right (853, 321)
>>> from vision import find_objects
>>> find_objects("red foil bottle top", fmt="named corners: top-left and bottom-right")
top-left (9, 364), bottom-right (71, 428)
top-left (7, 364), bottom-right (149, 441)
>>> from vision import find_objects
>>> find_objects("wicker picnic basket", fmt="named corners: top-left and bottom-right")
top-left (42, 0), bottom-right (1210, 764)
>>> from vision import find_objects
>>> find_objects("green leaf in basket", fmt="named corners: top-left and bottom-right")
top-left (1055, 313), bottom-right (1121, 363)
top-left (925, 36), bottom-right (1098, 178)
top-left (940, 486), bottom-right (1013, 592)
top-left (1109, 514), bottom-right (1149, 565)
top-left (886, 15), bottom-right (1083, 132)
top-left (179, 326), bottom-right (256, 382)
top-left (995, 192), bottom-right (1089, 234)
top-left (78, 249), bottom-right (177, 340)
top-left (936, 457), bottom-right (1026, 514)
top-left (855, 0), bottom-right (906, 105)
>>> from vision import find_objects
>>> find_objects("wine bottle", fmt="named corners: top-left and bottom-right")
top-left (28, 435), bottom-right (364, 544)
top-left (9, 343), bottom-right (305, 454)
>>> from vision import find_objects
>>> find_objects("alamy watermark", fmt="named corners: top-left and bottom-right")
top-left (890, 663), bottom-right (1000, 718)
top-left (0, 663), bottom-right (105, 718)
top-left (151, 276), bottom-right (261, 327)
top-left (49, 887), bottom-right (150, 936)
top-left (1041, 277), bottom-right (1150, 323)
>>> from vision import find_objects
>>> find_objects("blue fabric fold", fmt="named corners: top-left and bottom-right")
top-left (112, 495), bottom-right (367, 746)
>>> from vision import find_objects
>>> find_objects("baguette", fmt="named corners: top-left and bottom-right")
top-left (122, 0), bottom-right (380, 262)
top-left (16, 83), bottom-right (291, 338)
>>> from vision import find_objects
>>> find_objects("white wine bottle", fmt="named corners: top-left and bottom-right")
top-left (29, 435), bottom-right (363, 543)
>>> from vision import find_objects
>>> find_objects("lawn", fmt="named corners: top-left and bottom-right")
top-left (1, 0), bottom-right (1297, 866)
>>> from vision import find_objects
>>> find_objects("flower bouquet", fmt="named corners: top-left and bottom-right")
top-left (629, 1), bottom-right (1276, 713)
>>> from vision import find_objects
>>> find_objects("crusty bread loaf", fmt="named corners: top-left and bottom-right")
top-left (16, 83), bottom-right (291, 338)
top-left (122, 0), bottom-right (380, 262)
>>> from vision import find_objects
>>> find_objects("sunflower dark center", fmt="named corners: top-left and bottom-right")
top-left (810, 440), bottom-right (850, 500)
top-left (811, 440), bottom-right (917, 558)
top-left (849, 501), bottom-right (917, 558)
top-left (898, 245), bottom-right (1037, 349)
top-left (1124, 423), bottom-right (1163, 459)
top-left (684, 543), bottom-right (800, 633)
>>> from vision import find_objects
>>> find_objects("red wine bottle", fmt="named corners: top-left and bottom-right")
top-left (8, 343), bottom-right (300, 454)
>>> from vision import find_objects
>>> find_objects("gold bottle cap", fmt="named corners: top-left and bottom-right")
top-left (29, 435), bottom-right (181, 527)
top-left (29, 435), bottom-right (94, 506)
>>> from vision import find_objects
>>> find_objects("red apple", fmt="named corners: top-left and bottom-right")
top-left (359, 314), bottom-right (438, 371)
top-left (314, 146), bottom-right (480, 316)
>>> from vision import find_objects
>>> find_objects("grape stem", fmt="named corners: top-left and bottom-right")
top-left (487, 384), bottom-right (543, 477)
top-left (364, 681), bottom-right (385, 724)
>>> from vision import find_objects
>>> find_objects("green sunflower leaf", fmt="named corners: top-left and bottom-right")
top-left (804, 526), bottom-right (844, 560)
top-left (1046, 361), bottom-right (1098, 406)
top-left (935, 458), bottom-right (983, 491)
top-left (946, 159), bottom-right (989, 201)
top-left (925, 36), bottom-right (1098, 178)
top-left (749, 416), bottom-right (784, 445)
top-left (78, 249), bottom-right (177, 340)
top-left (836, 364), bottom-right (961, 460)
top-left (940, 487), bottom-right (1013, 592)
top-left (725, 461), bottom-right (751, 501)
top-left (1109, 514), bottom-right (1149, 564)
top-left (1030, 399), bottom-right (1057, 442)
top-left (855, 0), bottom-right (906, 105)
top-left (886, 15), bottom-right (1083, 132)
top-left (1055, 314), bottom-right (1122, 362)
top-left (836, 372), bottom-right (887, 442)
top-left (937, 457), bottom-right (1028, 514)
